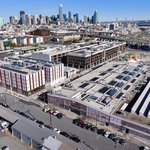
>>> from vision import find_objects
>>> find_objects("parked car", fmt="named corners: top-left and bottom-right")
top-left (45, 125), bottom-right (53, 130)
top-left (70, 136), bottom-right (81, 143)
top-left (60, 132), bottom-right (70, 138)
top-left (2, 146), bottom-right (9, 150)
top-left (108, 133), bottom-right (116, 140)
top-left (52, 110), bottom-right (59, 116)
top-left (118, 139), bottom-right (126, 145)
top-left (56, 113), bottom-right (64, 119)
top-left (77, 121), bottom-right (85, 128)
top-left (139, 146), bottom-right (150, 150)
top-left (1, 103), bottom-right (9, 108)
top-left (97, 129), bottom-right (104, 135)
top-left (72, 119), bottom-right (81, 125)
top-left (90, 126), bottom-right (98, 132)
top-left (39, 124), bottom-right (45, 128)
top-left (53, 128), bottom-right (60, 134)
top-left (84, 123), bottom-right (92, 130)
top-left (36, 120), bottom-right (44, 125)
top-left (112, 137), bottom-right (119, 143)
top-left (13, 110), bottom-right (20, 113)
top-left (19, 112), bottom-right (26, 117)
top-left (103, 131), bottom-right (111, 138)
top-left (29, 117), bottom-right (37, 122)
top-left (43, 107), bottom-right (50, 113)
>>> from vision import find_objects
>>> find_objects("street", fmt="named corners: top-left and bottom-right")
top-left (0, 93), bottom-right (140, 150)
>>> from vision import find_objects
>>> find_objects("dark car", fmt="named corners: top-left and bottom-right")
top-left (56, 113), bottom-right (64, 119)
top-left (84, 123), bottom-right (92, 130)
top-left (72, 119), bottom-right (81, 125)
top-left (13, 110), bottom-right (20, 113)
top-left (36, 120), bottom-right (44, 125)
top-left (29, 117), bottom-right (37, 122)
top-left (60, 132), bottom-right (70, 138)
top-left (97, 129), bottom-right (104, 135)
top-left (112, 137), bottom-right (119, 143)
top-left (45, 125), bottom-right (52, 130)
top-left (108, 134), bottom-right (116, 140)
top-left (19, 112), bottom-right (27, 117)
top-left (2, 103), bottom-right (9, 108)
top-left (70, 136), bottom-right (81, 143)
top-left (90, 126), bottom-right (98, 132)
top-left (119, 139), bottom-right (126, 145)
top-left (77, 121), bottom-right (85, 128)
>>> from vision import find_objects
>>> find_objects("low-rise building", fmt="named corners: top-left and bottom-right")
top-left (4, 57), bottom-right (65, 87)
top-left (0, 64), bottom-right (45, 96)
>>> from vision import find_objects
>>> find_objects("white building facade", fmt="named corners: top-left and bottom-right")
top-left (0, 65), bottom-right (45, 96)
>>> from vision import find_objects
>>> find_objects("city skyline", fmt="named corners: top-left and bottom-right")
top-left (0, 0), bottom-right (150, 21)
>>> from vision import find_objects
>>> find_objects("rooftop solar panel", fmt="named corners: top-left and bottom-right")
top-left (116, 75), bottom-right (124, 80)
top-left (98, 87), bottom-right (110, 93)
top-left (89, 96), bottom-right (98, 101)
top-left (79, 83), bottom-right (89, 88)
top-left (116, 93), bottom-right (123, 99)
top-left (129, 71), bottom-right (136, 76)
top-left (123, 76), bottom-right (130, 81)
top-left (107, 68), bottom-right (113, 72)
top-left (131, 79), bottom-right (136, 83)
top-left (99, 72), bottom-right (107, 76)
top-left (116, 82), bottom-right (124, 88)
top-left (136, 74), bottom-right (141, 77)
top-left (106, 88), bottom-right (117, 96)
top-left (122, 71), bottom-right (129, 74)
top-left (124, 85), bottom-right (130, 90)
top-left (134, 68), bottom-right (139, 71)
top-left (90, 77), bottom-right (99, 81)
top-left (109, 80), bottom-right (117, 86)
top-left (113, 65), bottom-right (119, 68)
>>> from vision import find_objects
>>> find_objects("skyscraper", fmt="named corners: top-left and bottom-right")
top-left (9, 16), bottom-right (17, 25)
top-left (20, 11), bottom-right (25, 24)
top-left (73, 13), bottom-right (79, 24)
top-left (84, 16), bottom-right (88, 24)
top-left (59, 4), bottom-right (63, 24)
top-left (68, 11), bottom-right (72, 23)
top-left (0, 17), bottom-right (4, 27)
top-left (93, 10), bottom-right (99, 24)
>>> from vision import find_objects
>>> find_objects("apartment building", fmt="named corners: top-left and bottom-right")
top-left (4, 57), bottom-right (65, 87)
top-left (0, 64), bottom-right (45, 96)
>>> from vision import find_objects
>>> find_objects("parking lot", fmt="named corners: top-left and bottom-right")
top-left (0, 93), bottom-right (140, 150)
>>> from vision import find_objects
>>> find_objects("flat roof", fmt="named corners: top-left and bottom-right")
top-left (53, 61), bottom-right (146, 114)
top-left (0, 64), bottom-right (41, 74)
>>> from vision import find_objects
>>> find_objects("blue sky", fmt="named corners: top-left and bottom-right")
top-left (0, 0), bottom-right (150, 21)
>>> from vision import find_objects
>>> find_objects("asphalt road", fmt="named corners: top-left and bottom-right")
top-left (0, 94), bottom-right (140, 150)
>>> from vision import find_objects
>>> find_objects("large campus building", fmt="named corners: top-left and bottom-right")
top-left (67, 41), bottom-right (126, 70)
top-left (47, 61), bottom-right (150, 140)
top-left (26, 41), bottom-right (126, 69)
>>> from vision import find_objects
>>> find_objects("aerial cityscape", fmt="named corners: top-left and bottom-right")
top-left (0, 0), bottom-right (150, 150)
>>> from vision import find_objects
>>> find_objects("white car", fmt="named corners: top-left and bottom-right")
top-left (104, 131), bottom-right (111, 138)
top-left (143, 146), bottom-right (150, 150)
top-left (53, 128), bottom-right (60, 134)
top-left (53, 111), bottom-right (59, 116)
top-left (43, 107), bottom-right (50, 113)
